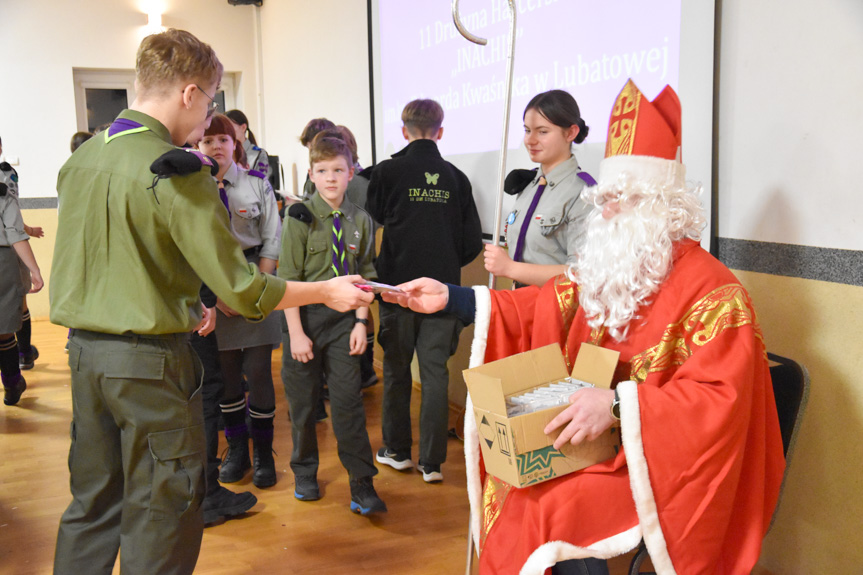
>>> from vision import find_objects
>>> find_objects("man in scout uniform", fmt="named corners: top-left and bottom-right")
top-left (50, 29), bottom-right (372, 575)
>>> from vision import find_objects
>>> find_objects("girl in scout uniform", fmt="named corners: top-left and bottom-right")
top-left (225, 109), bottom-right (272, 183)
top-left (483, 90), bottom-right (595, 287)
top-left (0, 162), bottom-right (42, 406)
top-left (197, 114), bottom-right (283, 488)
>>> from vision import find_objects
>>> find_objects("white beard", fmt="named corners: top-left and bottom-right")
top-left (572, 202), bottom-right (675, 342)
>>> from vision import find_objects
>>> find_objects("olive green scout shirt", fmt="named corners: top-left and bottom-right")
top-left (50, 109), bottom-right (286, 335)
top-left (278, 191), bottom-right (376, 283)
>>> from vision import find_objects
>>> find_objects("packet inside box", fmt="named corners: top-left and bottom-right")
top-left (464, 343), bottom-right (621, 488)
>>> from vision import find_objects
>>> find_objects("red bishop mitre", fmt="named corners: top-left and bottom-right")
top-left (599, 79), bottom-right (685, 189)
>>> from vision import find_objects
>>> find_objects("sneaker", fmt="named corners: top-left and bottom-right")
top-left (294, 474), bottom-right (321, 501)
top-left (19, 345), bottom-right (39, 370)
top-left (349, 477), bottom-right (387, 516)
top-left (417, 462), bottom-right (443, 483)
top-left (3, 375), bottom-right (26, 406)
top-left (202, 485), bottom-right (257, 525)
top-left (376, 447), bottom-right (413, 471)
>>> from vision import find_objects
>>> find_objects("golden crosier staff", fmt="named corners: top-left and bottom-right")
top-left (452, 0), bottom-right (518, 290)
top-left (452, 4), bottom-right (518, 572)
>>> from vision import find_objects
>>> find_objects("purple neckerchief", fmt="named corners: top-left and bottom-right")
top-left (218, 180), bottom-right (231, 219)
top-left (512, 177), bottom-right (547, 263)
top-left (106, 118), bottom-right (144, 139)
top-left (511, 170), bottom-right (596, 263)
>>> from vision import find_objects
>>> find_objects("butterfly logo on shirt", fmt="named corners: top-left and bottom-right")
top-left (425, 172), bottom-right (440, 185)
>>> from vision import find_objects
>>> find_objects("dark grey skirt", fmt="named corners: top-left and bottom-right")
top-left (214, 251), bottom-right (281, 351)
top-left (0, 247), bottom-right (25, 333)
top-left (215, 308), bottom-right (281, 351)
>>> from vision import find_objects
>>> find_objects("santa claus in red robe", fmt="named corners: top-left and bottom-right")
top-left (383, 79), bottom-right (785, 575)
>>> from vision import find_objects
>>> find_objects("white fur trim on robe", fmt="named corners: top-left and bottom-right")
top-left (618, 379), bottom-right (676, 574)
top-left (465, 285), bottom-right (491, 554)
top-left (519, 526), bottom-right (642, 575)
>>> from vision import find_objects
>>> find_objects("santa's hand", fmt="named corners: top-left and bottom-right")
top-left (483, 244), bottom-right (513, 277)
top-left (544, 388), bottom-right (616, 450)
top-left (381, 277), bottom-right (448, 314)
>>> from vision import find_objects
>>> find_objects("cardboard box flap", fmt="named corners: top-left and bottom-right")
top-left (464, 372), bottom-right (507, 415)
top-left (463, 344), bottom-right (569, 399)
top-left (571, 343), bottom-right (619, 389)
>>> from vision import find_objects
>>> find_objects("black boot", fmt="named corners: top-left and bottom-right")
top-left (219, 427), bottom-right (251, 483)
top-left (252, 433), bottom-right (277, 488)
top-left (3, 374), bottom-right (26, 406)
top-left (203, 485), bottom-right (257, 525)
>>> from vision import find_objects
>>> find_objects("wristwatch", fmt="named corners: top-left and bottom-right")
top-left (354, 318), bottom-right (369, 325)
top-left (610, 388), bottom-right (621, 421)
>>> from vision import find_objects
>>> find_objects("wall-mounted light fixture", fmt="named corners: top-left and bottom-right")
top-left (140, 0), bottom-right (166, 34)
top-left (146, 11), bottom-right (164, 33)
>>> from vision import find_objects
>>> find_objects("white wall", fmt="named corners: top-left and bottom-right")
top-left (0, 0), bottom-right (260, 200)
top-left (258, 0), bottom-right (372, 195)
top-left (716, 0), bottom-right (863, 250)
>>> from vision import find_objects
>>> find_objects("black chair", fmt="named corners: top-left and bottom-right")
top-left (268, 154), bottom-right (280, 191)
top-left (628, 352), bottom-right (810, 575)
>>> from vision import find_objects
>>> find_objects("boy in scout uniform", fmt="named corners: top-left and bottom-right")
top-left (49, 29), bottom-right (372, 575)
top-left (279, 136), bottom-right (386, 516)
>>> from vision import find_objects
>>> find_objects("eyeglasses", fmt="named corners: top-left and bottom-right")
top-left (194, 84), bottom-right (219, 118)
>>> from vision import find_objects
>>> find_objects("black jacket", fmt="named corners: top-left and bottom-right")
top-left (367, 139), bottom-right (482, 285)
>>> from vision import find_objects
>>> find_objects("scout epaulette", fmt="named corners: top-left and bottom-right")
top-left (504, 168), bottom-right (537, 195)
top-left (248, 169), bottom-right (266, 179)
top-left (147, 149), bottom-right (218, 203)
top-left (287, 203), bottom-right (313, 224)
top-left (0, 182), bottom-right (7, 197)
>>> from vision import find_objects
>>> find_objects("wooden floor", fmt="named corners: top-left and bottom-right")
top-left (0, 320), bottom-right (655, 574)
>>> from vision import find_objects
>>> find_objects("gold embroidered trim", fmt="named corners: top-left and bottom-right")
top-left (553, 275), bottom-right (579, 371)
top-left (606, 80), bottom-right (642, 158)
top-left (481, 475), bottom-right (512, 552)
top-left (629, 284), bottom-right (765, 382)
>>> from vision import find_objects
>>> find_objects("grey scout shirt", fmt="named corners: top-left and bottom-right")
top-left (222, 162), bottom-right (282, 261)
top-left (505, 154), bottom-right (593, 267)
top-left (278, 191), bottom-right (376, 284)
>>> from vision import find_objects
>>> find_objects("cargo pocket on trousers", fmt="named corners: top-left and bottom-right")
top-left (147, 425), bottom-right (205, 521)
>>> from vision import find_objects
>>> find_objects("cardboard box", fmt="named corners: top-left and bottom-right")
top-left (464, 343), bottom-right (621, 488)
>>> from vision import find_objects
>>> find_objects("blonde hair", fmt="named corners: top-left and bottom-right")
top-left (309, 136), bottom-right (353, 170)
top-left (136, 29), bottom-right (223, 94)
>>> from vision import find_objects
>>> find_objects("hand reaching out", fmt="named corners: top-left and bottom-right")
top-left (381, 277), bottom-right (448, 314)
